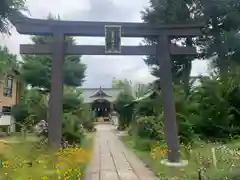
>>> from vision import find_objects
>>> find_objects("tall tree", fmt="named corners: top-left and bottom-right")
top-left (141, 0), bottom-right (199, 95)
top-left (196, 0), bottom-right (240, 78)
top-left (112, 78), bottom-right (133, 95)
top-left (115, 90), bottom-right (135, 130)
top-left (0, 46), bottom-right (19, 81)
top-left (0, 0), bottom-right (26, 33)
top-left (20, 15), bottom-right (86, 93)
top-left (132, 83), bottom-right (149, 98)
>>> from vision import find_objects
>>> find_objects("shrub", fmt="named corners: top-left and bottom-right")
top-left (134, 97), bottom-right (162, 117)
top-left (134, 116), bottom-right (164, 141)
top-left (80, 107), bottom-right (96, 132)
top-left (210, 171), bottom-right (240, 180)
top-left (132, 85), bottom-right (199, 144)
top-left (115, 91), bottom-right (134, 130)
top-left (133, 137), bottom-right (155, 151)
top-left (150, 141), bottom-right (167, 160)
top-left (11, 103), bottom-right (30, 131)
top-left (82, 119), bottom-right (96, 132)
top-left (132, 75), bottom-right (240, 144)
top-left (190, 76), bottom-right (240, 141)
top-left (0, 139), bottom-right (91, 179)
top-left (62, 113), bottom-right (84, 144)
top-left (11, 89), bottom-right (48, 132)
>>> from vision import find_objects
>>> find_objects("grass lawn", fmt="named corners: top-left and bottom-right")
top-left (0, 134), bottom-right (40, 143)
top-left (122, 135), bottom-right (240, 180)
top-left (79, 132), bottom-right (95, 179)
top-left (0, 133), bottom-right (95, 179)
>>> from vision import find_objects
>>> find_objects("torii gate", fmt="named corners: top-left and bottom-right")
top-left (9, 11), bottom-right (203, 164)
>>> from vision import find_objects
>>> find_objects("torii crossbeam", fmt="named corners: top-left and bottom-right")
top-left (9, 11), bottom-right (204, 164)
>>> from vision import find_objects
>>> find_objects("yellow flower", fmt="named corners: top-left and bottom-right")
top-left (64, 171), bottom-right (70, 176)
top-left (150, 146), bottom-right (168, 160)
top-left (0, 140), bottom-right (8, 145)
top-left (42, 176), bottom-right (49, 180)
top-left (64, 176), bottom-right (70, 180)
top-left (2, 161), bottom-right (9, 168)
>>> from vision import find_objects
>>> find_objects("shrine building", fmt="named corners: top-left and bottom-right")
top-left (81, 87), bottom-right (122, 121)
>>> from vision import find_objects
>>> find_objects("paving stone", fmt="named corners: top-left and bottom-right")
top-left (84, 124), bottom-right (158, 180)
top-left (84, 172), bottom-right (99, 180)
top-left (87, 164), bottom-right (100, 173)
top-left (100, 171), bottom-right (119, 180)
top-left (118, 170), bottom-right (139, 180)
top-left (101, 163), bottom-right (115, 171)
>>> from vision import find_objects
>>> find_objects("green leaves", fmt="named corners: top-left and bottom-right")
top-left (11, 89), bottom-right (48, 131)
top-left (142, 0), bottom-right (240, 85)
top-left (18, 15), bottom-right (86, 91)
top-left (188, 73), bottom-right (240, 140)
top-left (63, 57), bottom-right (86, 87)
top-left (132, 69), bottom-right (240, 143)
top-left (63, 90), bottom-right (83, 114)
top-left (0, 0), bottom-right (27, 33)
top-left (20, 36), bottom-right (86, 91)
top-left (0, 46), bottom-right (18, 79)
top-left (141, 0), bottom-right (198, 94)
top-left (20, 55), bottom-right (51, 90)
top-left (62, 112), bottom-right (84, 144)
top-left (115, 91), bottom-right (135, 130)
top-left (196, 0), bottom-right (240, 77)
top-left (112, 78), bottom-right (133, 95)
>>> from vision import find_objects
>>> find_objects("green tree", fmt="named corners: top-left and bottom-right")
top-left (21, 36), bottom-right (86, 92)
top-left (196, 0), bottom-right (240, 78)
top-left (0, 46), bottom-right (19, 79)
top-left (115, 91), bottom-right (134, 130)
top-left (112, 78), bottom-right (133, 95)
top-left (0, 0), bottom-right (26, 33)
top-left (141, 0), bottom-right (199, 95)
top-left (63, 86), bottom-right (82, 114)
top-left (20, 16), bottom-right (86, 92)
top-left (11, 89), bottom-right (47, 131)
top-left (132, 83), bottom-right (149, 98)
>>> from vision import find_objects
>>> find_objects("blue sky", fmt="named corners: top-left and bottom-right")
top-left (0, 0), bottom-right (209, 88)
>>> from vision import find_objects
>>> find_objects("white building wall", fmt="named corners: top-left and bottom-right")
top-left (111, 115), bottom-right (119, 126)
top-left (0, 115), bottom-right (12, 125)
top-left (0, 115), bottom-right (15, 132)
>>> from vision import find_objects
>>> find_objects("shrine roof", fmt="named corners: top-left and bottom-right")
top-left (80, 87), bottom-right (123, 103)
top-left (90, 88), bottom-right (112, 97)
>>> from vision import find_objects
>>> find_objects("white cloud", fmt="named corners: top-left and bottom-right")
top-left (191, 60), bottom-right (209, 76)
top-left (0, 0), bottom-right (208, 88)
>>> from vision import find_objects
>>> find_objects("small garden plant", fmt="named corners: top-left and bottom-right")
top-left (0, 134), bottom-right (94, 179)
top-left (116, 72), bottom-right (240, 179)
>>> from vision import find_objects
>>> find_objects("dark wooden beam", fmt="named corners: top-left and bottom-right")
top-left (167, 28), bottom-right (202, 37)
top-left (157, 35), bottom-right (180, 162)
top-left (47, 30), bottom-right (65, 148)
top-left (13, 22), bottom-right (203, 37)
top-left (170, 45), bottom-right (196, 55)
top-left (20, 44), bottom-right (197, 55)
top-left (10, 12), bottom-right (204, 28)
top-left (10, 12), bottom-right (204, 37)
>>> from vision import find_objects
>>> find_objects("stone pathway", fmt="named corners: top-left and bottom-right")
top-left (85, 124), bottom-right (158, 180)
